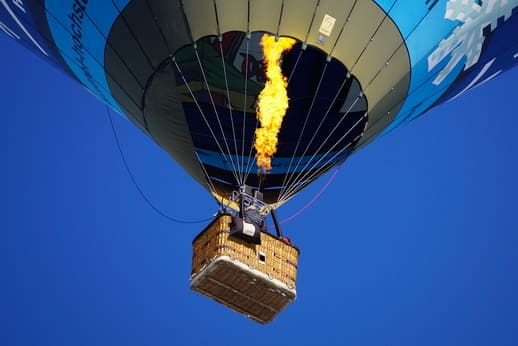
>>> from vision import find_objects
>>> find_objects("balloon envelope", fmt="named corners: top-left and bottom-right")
top-left (1, 0), bottom-right (517, 205)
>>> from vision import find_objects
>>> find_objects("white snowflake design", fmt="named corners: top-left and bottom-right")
top-left (428, 0), bottom-right (517, 85)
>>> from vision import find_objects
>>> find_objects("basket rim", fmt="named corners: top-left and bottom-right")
top-left (190, 255), bottom-right (297, 296)
top-left (192, 212), bottom-right (301, 254)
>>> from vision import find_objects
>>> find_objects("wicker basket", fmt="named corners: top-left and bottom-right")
top-left (190, 213), bottom-right (300, 324)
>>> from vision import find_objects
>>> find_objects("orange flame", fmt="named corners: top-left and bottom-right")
top-left (254, 34), bottom-right (296, 172)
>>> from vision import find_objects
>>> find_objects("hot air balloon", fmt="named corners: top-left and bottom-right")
top-left (2, 0), bottom-right (517, 323)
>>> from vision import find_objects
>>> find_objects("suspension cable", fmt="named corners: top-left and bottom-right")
top-left (242, 38), bottom-right (263, 184)
top-left (279, 95), bottom-right (363, 201)
top-left (217, 34), bottom-right (241, 181)
top-left (278, 72), bottom-right (351, 200)
top-left (280, 131), bottom-right (363, 203)
top-left (278, 61), bottom-right (330, 197)
top-left (193, 150), bottom-right (218, 195)
top-left (193, 45), bottom-right (242, 185)
top-left (173, 58), bottom-right (239, 182)
top-left (241, 33), bottom-right (254, 184)
top-left (279, 117), bottom-right (365, 202)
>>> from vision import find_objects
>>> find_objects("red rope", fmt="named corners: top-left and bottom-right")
top-left (279, 167), bottom-right (340, 225)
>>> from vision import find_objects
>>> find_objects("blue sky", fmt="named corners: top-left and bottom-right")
top-left (1, 32), bottom-right (518, 346)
